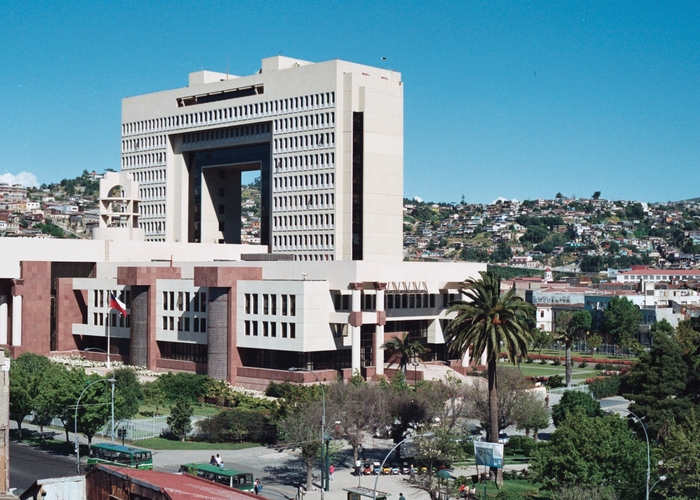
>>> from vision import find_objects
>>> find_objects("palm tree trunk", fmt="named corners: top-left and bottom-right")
top-left (565, 344), bottom-right (572, 387)
top-left (487, 357), bottom-right (502, 486)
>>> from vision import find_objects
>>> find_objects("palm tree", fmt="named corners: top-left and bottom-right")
top-left (382, 333), bottom-right (427, 375)
top-left (554, 310), bottom-right (591, 387)
top-left (444, 271), bottom-right (534, 485)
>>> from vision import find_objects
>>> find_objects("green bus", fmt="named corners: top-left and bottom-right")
top-left (180, 463), bottom-right (254, 491)
top-left (87, 443), bottom-right (153, 470)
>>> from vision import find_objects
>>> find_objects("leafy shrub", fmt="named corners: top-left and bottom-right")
top-left (196, 407), bottom-right (276, 443)
top-left (551, 485), bottom-right (619, 500)
top-left (547, 374), bottom-right (564, 389)
top-left (495, 490), bottom-right (524, 500)
top-left (552, 359), bottom-right (562, 366)
top-left (539, 359), bottom-right (548, 365)
top-left (526, 357), bottom-right (534, 364)
top-left (588, 375), bottom-right (621, 399)
top-left (551, 390), bottom-right (603, 426)
top-left (594, 362), bottom-right (618, 370)
top-left (157, 372), bottom-right (211, 403)
top-left (578, 361), bottom-right (588, 368)
top-left (519, 437), bottom-right (536, 456)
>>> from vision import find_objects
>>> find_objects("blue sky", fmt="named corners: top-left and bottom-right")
top-left (1, 1), bottom-right (698, 204)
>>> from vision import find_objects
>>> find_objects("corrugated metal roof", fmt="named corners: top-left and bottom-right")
top-left (98, 465), bottom-right (257, 500)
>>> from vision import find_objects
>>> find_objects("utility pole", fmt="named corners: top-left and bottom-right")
top-left (0, 351), bottom-right (10, 491)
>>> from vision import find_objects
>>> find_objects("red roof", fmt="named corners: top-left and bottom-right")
top-left (98, 465), bottom-right (258, 500)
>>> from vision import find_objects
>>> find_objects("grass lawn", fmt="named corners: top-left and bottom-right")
top-left (537, 348), bottom-right (636, 362)
top-left (503, 363), bottom-right (599, 382)
top-left (135, 437), bottom-right (261, 451)
top-left (134, 403), bottom-right (223, 420)
top-left (472, 479), bottom-right (549, 499)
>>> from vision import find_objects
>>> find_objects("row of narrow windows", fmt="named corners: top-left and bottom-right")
top-left (274, 153), bottom-right (335, 171)
top-left (132, 169), bottom-right (166, 184)
top-left (140, 204), bottom-right (165, 216)
top-left (273, 233), bottom-right (334, 249)
top-left (244, 320), bottom-right (296, 338)
top-left (162, 315), bottom-right (207, 333)
top-left (273, 133), bottom-right (334, 152)
top-left (273, 213), bottom-right (334, 230)
top-left (143, 221), bottom-right (164, 235)
top-left (122, 92), bottom-right (336, 135)
top-left (273, 193), bottom-right (334, 210)
top-left (163, 291), bottom-right (207, 312)
top-left (333, 293), bottom-right (440, 312)
top-left (294, 254), bottom-right (334, 261)
top-left (122, 135), bottom-right (166, 152)
top-left (93, 289), bottom-right (130, 309)
top-left (123, 152), bottom-right (165, 168)
top-left (244, 293), bottom-right (295, 316)
top-left (182, 123), bottom-right (270, 144)
top-left (274, 112), bottom-right (334, 133)
top-left (92, 312), bottom-right (131, 328)
top-left (273, 173), bottom-right (334, 191)
top-left (139, 186), bottom-right (166, 200)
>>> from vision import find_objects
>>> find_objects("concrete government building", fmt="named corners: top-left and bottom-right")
top-left (0, 56), bottom-right (484, 388)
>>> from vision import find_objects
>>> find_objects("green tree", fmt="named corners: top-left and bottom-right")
top-left (592, 191), bottom-right (601, 200)
top-left (587, 333), bottom-right (603, 354)
top-left (622, 322), bottom-right (690, 440)
top-left (157, 372), bottom-right (210, 402)
top-left (33, 363), bottom-right (72, 444)
top-left (554, 310), bottom-right (592, 387)
top-left (382, 333), bottom-right (427, 375)
top-left (521, 225), bottom-right (549, 245)
top-left (512, 391), bottom-right (549, 442)
top-left (111, 367), bottom-right (143, 420)
top-left (658, 408), bottom-right (700, 498)
top-left (76, 375), bottom-right (116, 444)
top-left (278, 400), bottom-right (325, 491)
top-left (141, 381), bottom-right (167, 415)
top-left (167, 397), bottom-right (193, 441)
top-left (530, 328), bottom-right (553, 354)
top-left (603, 296), bottom-right (642, 347)
top-left (551, 390), bottom-right (603, 427)
top-left (530, 409), bottom-right (648, 499)
top-left (551, 485), bottom-right (618, 500)
top-left (9, 353), bottom-right (52, 441)
top-left (444, 271), bottom-right (534, 485)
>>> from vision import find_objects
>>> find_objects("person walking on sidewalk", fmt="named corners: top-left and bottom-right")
top-left (329, 463), bottom-right (335, 481)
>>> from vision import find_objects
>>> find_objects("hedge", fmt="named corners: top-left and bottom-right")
top-left (510, 353), bottom-right (634, 367)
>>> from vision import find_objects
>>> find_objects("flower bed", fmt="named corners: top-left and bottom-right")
top-left (506, 352), bottom-right (635, 366)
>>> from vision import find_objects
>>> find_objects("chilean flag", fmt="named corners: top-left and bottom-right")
top-left (110, 292), bottom-right (128, 316)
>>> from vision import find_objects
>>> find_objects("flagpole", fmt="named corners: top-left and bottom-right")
top-left (107, 306), bottom-right (111, 371)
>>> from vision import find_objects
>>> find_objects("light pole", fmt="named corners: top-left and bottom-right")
top-left (74, 377), bottom-right (116, 474)
top-left (289, 367), bottom-right (327, 499)
top-left (411, 358), bottom-right (420, 386)
top-left (372, 433), bottom-right (434, 500)
top-left (615, 408), bottom-right (651, 500)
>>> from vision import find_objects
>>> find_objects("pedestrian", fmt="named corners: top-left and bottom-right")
top-left (209, 455), bottom-right (217, 466)
top-left (329, 463), bottom-right (335, 481)
top-left (254, 479), bottom-right (261, 495)
top-left (215, 453), bottom-right (223, 467)
top-left (409, 464), bottom-right (414, 481)
top-left (297, 483), bottom-right (306, 500)
top-left (355, 459), bottom-right (361, 476)
top-left (399, 493), bottom-right (406, 500)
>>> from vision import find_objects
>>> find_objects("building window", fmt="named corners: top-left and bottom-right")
top-left (290, 323), bottom-right (296, 339)
top-left (282, 295), bottom-right (287, 316)
top-left (253, 294), bottom-right (258, 314)
top-left (263, 294), bottom-right (269, 315)
top-left (245, 294), bottom-right (251, 314)
top-left (245, 320), bottom-right (250, 335)
top-left (282, 323), bottom-right (287, 338)
top-left (290, 295), bottom-right (296, 316)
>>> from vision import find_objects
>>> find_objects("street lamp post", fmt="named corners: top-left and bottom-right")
top-left (74, 377), bottom-right (116, 474)
top-left (372, 433), bottom-right (434, 500)
top-left (289, 367), bottom-right (327, 499)
top-left (616, 408), bottom-right (651, 500)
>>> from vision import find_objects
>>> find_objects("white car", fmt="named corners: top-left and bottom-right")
top-left (498, 433), bottom-right (510, 445)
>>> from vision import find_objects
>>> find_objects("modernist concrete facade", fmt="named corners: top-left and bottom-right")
top-left (0, 55), bottom-right (488, 388)
top-left (0, 238), bottom-right (484, 388)
top-left (121, 56), bottom-right (403, 263)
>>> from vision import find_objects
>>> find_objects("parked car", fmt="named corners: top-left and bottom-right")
top-left (401, 462), bottom-right (410, 474)
top-left (498, 433), bottom-right (510, 445)
top-left (382, 464), bottom-right (392, 475)
top-left (391, 463), bottom-right (400, 475)
top-left (363, 462), bottom-right (373, 475)
top-left (372, 461), bottom-right (381, 475)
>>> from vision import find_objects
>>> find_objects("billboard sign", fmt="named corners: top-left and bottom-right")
top-left (474, 441), bottom-right (504, 469)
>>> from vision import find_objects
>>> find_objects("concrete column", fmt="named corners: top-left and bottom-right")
top-left (0, 296), bottom-right (7, 345)
top-left (11, 295), bottom-right (21, 347)
top-left (374, 283), bottom-right (386, 375)
top-left (130, 286), bottom-right (149, 367)
top-left (349, 283), bottom-right (363, 374)
top-left (207, 287), bottom-right (229, 381)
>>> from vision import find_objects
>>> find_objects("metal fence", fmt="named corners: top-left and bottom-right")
top-left (548, 384), bottom-right (590, 395)
top-left (549, 341), bottom-right (638, 358)
top-left (35, 415), bottom-right (205, 442)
